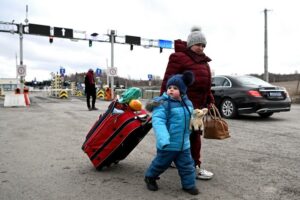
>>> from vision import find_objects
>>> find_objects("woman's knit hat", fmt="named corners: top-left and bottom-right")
top-left (166, 71), bottom-right (195, 95)
top-left (187, 26), bottom-right (207, 48)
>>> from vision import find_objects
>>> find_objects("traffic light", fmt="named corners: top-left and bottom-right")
top-left (160, 47), bottom-right (163, 53)
top-left (89, 40), bottom-right (92, 47)
top-left (49, 36), bottom-right (53, 44)
top-left (130, 44), bottom-right (133, 51)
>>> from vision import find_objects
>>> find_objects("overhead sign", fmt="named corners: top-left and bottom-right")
top-left (28, 23), bottom-right (50, 36)
top-left (125, 35), bottom-right (141, 45)
top-left (107, 67), bottom-right (117, 76)
top-left (17, 65), bottom-right (26, 76)
top-left (158, 39), bottom-right (173, 49)
top-left (54, 27), bottom-right (73, 38)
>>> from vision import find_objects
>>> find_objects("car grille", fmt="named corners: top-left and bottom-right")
top-left (258, 87), bottom-right (286, 100)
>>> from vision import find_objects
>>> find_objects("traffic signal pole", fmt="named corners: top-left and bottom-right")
top-left (19, 23), bottom-right (25, 93)
top-left (110, 30), bottom-right (115, 99)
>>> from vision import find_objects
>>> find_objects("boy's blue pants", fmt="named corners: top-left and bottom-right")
top-left (145, 148), bottom-right (196, 189)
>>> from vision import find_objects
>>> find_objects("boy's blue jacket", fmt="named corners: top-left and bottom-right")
top-left (151, 92), bottom-right (194, 151)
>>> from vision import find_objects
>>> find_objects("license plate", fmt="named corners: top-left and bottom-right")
top-left (269, 92), bottom-right (282, 97)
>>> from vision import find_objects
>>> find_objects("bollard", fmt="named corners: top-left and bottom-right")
top-left (59, 90), bottom-right (68, 99)
top-left (97, 89), bottom-right (105, 99)
top-left (104, 88), bottom-right (112, 101)
top-left (75, 90), bottom-right (83, 96)
top-left (24, 87), bottom-right (29, 94)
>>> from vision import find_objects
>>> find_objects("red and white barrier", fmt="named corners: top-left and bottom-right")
top-left (4, 91), bottom-right (30, 107)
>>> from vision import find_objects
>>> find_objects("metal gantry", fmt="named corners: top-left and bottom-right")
top-left (0, 20), bottom-right (174, 99)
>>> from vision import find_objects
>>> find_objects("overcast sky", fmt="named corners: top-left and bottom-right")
top-left (0, 0), bottom-right (299, 81)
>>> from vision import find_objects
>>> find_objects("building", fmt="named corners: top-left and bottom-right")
top-left (0, 78), bottom-right (19, 91)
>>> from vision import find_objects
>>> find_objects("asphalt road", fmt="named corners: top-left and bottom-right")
top-left (0, 94), bottom-right (299, 200)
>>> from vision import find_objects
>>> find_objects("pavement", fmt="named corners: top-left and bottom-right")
top-left (0, 92), bottom-right (300, 200)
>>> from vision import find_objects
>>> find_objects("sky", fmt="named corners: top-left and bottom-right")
top-left (0, 0), bottom-right (299, 81)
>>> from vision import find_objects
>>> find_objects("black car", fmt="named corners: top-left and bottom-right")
top-left (211, 75), bottom-right (291, 118)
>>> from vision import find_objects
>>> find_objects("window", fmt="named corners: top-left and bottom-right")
top-left (212, 77), bottom-right (225, 87)
top-left (223, 79), bottom-right (231, 87)
top-left (212, 77), bottom-right (232, 87)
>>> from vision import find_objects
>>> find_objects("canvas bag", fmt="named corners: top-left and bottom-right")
top-left (118, 87), bottom-right (142, 104)
top-left (204, 104), bottom-right (230, 139)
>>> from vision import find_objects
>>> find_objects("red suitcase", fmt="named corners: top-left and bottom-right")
top-left (82, 100), bottom-right (152, 170)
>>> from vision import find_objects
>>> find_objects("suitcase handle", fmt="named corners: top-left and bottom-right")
top-left (107, 100), bottom-right (119, 114)
top-left (136, 114), bottom-right (148, 121)
top-left (108, 100), bottom-right (132, 114)
top-left (136, 114), bottom-right (152, 126)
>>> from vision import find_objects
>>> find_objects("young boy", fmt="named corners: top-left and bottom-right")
top-left (144, 71), bottom-right (199, 195)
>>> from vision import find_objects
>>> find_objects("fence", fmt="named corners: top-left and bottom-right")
top-left (114, 89), bottom-right (160, 99)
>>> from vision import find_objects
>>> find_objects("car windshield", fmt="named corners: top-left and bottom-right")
top-left (236, 76), bottom-right (272, 87)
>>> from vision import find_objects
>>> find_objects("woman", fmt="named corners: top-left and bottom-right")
top-left (160, 26), bottom-right (215, 180)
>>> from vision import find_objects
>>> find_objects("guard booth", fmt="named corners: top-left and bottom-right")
top-left (0, 78), bottom-right (19, 92)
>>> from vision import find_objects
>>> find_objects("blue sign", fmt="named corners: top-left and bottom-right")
top-left (158, 40), bottom-right (173, 49)
top-left (96, 68), bottom-right (102, 76)
top-left (77, 83), bottom-right (83, 89)
top-left (60, 67), bottom-right (65, 75)
top-left (148, 74), bottom-right (153, 80)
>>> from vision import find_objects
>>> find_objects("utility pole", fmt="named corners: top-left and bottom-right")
top-left (264, 8), bottom-right (270, 82)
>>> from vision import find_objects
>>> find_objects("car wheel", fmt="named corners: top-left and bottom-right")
top-left (258, 112), bottom-right (273, 118)
top-left (220, 98), bottom-right (237, 119)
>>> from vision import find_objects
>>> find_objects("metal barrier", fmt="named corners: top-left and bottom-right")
top-left (31, 88), bottom-right (161, 100)
top-left (143, 90), bottom-right (160, 99)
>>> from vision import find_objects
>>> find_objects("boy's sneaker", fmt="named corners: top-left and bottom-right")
top-left (196, 166), bottom-right (214, 180)
top-left (183, 187), bottom-right (199, 195)
top-left (144, 177), bottom-right (159, 191)
top-left (169, 162), bottom-right (176, 168)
